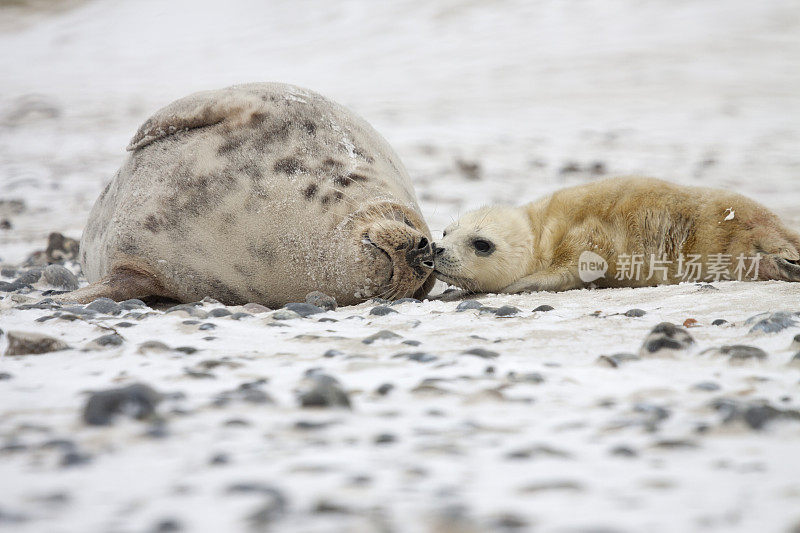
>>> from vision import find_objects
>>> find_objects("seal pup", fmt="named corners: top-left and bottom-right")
top-left (59, 82), bottom-right (435, 306)
top-left (433, 176), bottom-right (800, 293)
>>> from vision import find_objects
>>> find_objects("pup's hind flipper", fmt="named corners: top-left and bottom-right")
top-left (52, 266), bottom-right (167, 304)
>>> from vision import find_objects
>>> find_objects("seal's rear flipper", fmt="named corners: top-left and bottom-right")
top-left (53, 266), bottom-right (167, 304)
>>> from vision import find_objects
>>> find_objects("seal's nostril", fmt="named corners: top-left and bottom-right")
top-left (422, 260), bottom-right (434, 269)
top-left (433, 245), bottom-right (445, 256)
top-left (417, 237), bottom-right (428, 250)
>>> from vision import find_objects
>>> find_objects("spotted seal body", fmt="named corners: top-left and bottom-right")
top-left (65, 83), bottom-right (435, 306)
top-left (434, 177), bottom-right (800, 293)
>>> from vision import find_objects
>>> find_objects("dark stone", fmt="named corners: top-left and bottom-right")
top-left (456, 300), bottom-right (483, 312)
top-left (391, 298), bottom-right (421, 306)
top-left (362, 330), bottom-right (402, 344)
top-left (640, 322), bottom-right (694, 355)
top-left (44, 232), bottom-right (79, 263)
top-left (86, 297), bottom-right (122, 315)
top-left (747, 311), bottom-right (798, 334)
top-left (505, 444), bottom-right (572, 460)
top-left (0, 372), bottom-right (11, 380)
top-left (596, 353), bottom-right (641, 367)
top-left (624, 308), bottom-right (646, 317)
top-left (711, 398), bottom-right (800, 430)
top-left (692, 381), bottom-right (721, 391)
top-left (533, 304), bottom-right (554, 312)
top-left (246, 486), bottom-right (288, 527)
top-left (376, 383), bottom-right (394, 396)
top-left (653, 439), bottom-right (698, 449)
top-left (712, 319), bottom-right (728, 326)
top-left (43, 264), bottom-right (79, 290)
top-left (374, 433), bottom-right (397, 445)
top-left (323, 349), bottom-right (343, 358)
top-left (717, 344), bottom-right (768, 363)
top-left (120, 298), bottom-right (147, 310)
top-left (0, 280), bottom-right (31, 292)
top-left (228, 312), bottom-right (252, 320)
top-left (214, 381), bottom-right (273, 406)
top-left (115, 322), bottom-right (135, 328)
top-left (1, 267), bottom-right (17, 277)
top-left (5, 331), bottom-right (69, 355)
top-left (210, 453), bottom-right (230, 465)
top-left (208, 308), bottom-right (232, 317)
top-left (61, 450), bottom-right (92, 467)
top-left (61, 305), bottom-right (96, 317)
top-left (282, 302), bottom-right (323, 317)
top-left (610, 445), bottom-right (638, 457)
top-left (507, 371), bottom-right (545, 384)
top-left (491, 305), bottom-right (520, 317)
top-left (305, 291), bottom-right (337, 311)
top-left (402, 339), bottom-right (421, 346)
top-left (369, 305), bottom-right (397, 316)
top-left (198, 323), bottom-right (216, 331)
top-left (83, 383), bottom-right (161, 425)
top-left (393, 352), bottom-right (437, 363)
top-left (16, 268), bottom-right (43, 285)
top-left (92, 334), bottom-right (124, 347)
top-left (298, 372), bottom-right (351, 408)
top-left (462, 348), bottom-right (499, 359)
top-left (153, 518), bottom-right (183, 532)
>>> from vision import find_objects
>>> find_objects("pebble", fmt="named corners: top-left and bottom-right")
top-left (533, 304), bottom-right (554, 312)
top-left (639, 322), bottom-right (694, 356)
top-left (208, 308), bottom-right (232, 318)
top-left (60, 305), bottom-right (96, 318)
top-left (789, 353), bottom-right (800, 368)
top-left (138, 340), bottom-right (171, 354)
top-left (747, 311), bottom-right (798, 333)
top-left (297, 372), bottom-right (351, 409)
top-left (41, 264), bottom-right (79, 290)
top-left (711, 399), bottom-right (800, 430)
top-left (485, 305), bottom-right (520, 317)
top-left (704, 344), bottom-right (768, 364)
top-left (0, 280), bottom-right (31, 292)
top-left (152, 518), bottom-right (183, 532)
top-left (369, 305), bottom-right (398, 316)
top-left (16, 268), bottom-right (43, 285)
top-left (89, 333), bottom-right (125, 348)
top-left (610, 445), bottom-right (638, 457)
top-left (692, 381), bottom-right (721, 392)
top-left (115, 321), bottom-right (136, 328)
top-left (60, 450), bottom-right (93, 467)
top-left (119, 298), bottom-right (148, 310)
top-left (376, 383), bottom-right (394, 396)
top-left (711, 318), bottom-right (728, 326)
top-left (245, 487), bottom-right (288, 527)
top-left (209, 453), bottom-right (230, 465)
top-left (284, 302), bottom-right (324, 317)
top-left (243, 302), bottom-right (271, 314)
top-left (792, 334), bottom-right (800, 350)
top-left (596, 353), bottom-right (640, 367)
top-left (374, 433), bottom-right (397, 445)
top-left (456, 300), bottom-right (483, 311)
top-left (228, 312), bottom-right (252, 320)
top-left (272, 309), bottom-right (301, 320)
top-left (392, 352), bottom-right (438, 363)
top-left (462, 348), bottom-right (500, 359)
top-left (0, 266), bottom-right (17, 277)
top-left (624, 308), bottom-right (646, 317)
top-left (323, 349), bottom-right (343, 358)
top-left (0, 373), bottom-right (11, 380)
top-left (165, 303), bottom-right (207, 319)
top-left (83, 383), bottom-right (162, 425)
top-left (362, 330), bottom-right (402, 344)
top-left (5, 331), bottom-right (69, 355)
top-left (174, 346), bottom-right (198, 354)
top-left (214, 381), bottom-right (273, 405)
top-left (507, 371), bottom-right (545, 384)
top-left (391, 297), bottom-right (421, 306)
top-left (304, 291), bottom-right (337, 311)
top-left (85, 297), bottom-right (122, 315)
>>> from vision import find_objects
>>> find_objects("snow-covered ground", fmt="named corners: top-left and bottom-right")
top-left (1, 0), bottom-right (799, 531)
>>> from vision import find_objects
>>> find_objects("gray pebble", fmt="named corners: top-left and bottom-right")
top-left (391, 297), bottom-right (421, 306)
top-left (214, 381), bottom-right (273, 405)
top-left (402, 339), bottom-right (421, 346)
top-left (376, 383), bottom-right (394, 396)
top-left (692, 381), bottom-right (721, 391)
top-left (272, 309), bottom-right (301, 320)
top-left (533, 304), bottom-right (554, 312)
top-left (392, 352), bottom-right (437, 363)
top-left (323, 349), bottom-right (343, 358)
top-left (209, 453), bottom-right (230, 465)
top-left (228, 312), bottom-right (252, 320)
top-left (242, 302), bottom-right (271, 314)
top-left (61, 450), bottom-right (92, 467)
top-left (462, 348), bottom-right (500, 359)
top-left (208, 308), bottom-right (232, 318)
top-left (298, 373), bottom-right (351, 408)
top-left (174, 346), bottom-right (198, 354)
top-left (5, 331), bottom-right (69, 355)
top-left (456, 300), bottom-right (483, 311)
top-left (712, 319), bottom-right (728, 326)
top-left (369, 305), bottom-right (398, 316)
top-left (792, 334), bottom-right (800, 350)
top-left (596, 353), bottom-right (641, 368)
top-left (245, 486), bottom-right (288, 527)
top-left (747, 311), bottom-right (798, 334)
top-left (789, 352), bottom-right (800, 368)
top-left (284, 302), bottom-right (324, 317)
top-left (489, 305), bottom-right (520, 317)
top-left (362, 330), bottom-right (402, 344)
top-left (198, 323), bottom-right (216, 331)
top-left (86, 297), bottom-right (122, 315)
top-left (15, 268), bottom-right (43, 285)
top-left (43, 264), bottom-right (78, 290)
top-left (0, 372), bottom-right (11, 380)
top-left (701, 344), bottom-right (768, 363)
top-left (60, 305), bottom-right (96, 318)
top-left (305, 291), bottom-right (337, 311)
top-left (115, 322), bottom-right (136, 328)
top-left (710, 399), bottom-right (800, 430)
top-left (152, 518), bottom-right (183, 532)
top-left (83, 383), bottom-right (161, 425)
top-left (610, 445), bottom-right (638, 457)
top-left (92, 334), bottom-right (124, 347)
top-left (1, 266), bottom-right (17, 277)
top-left (120, 298), bottom-right (147, 310)
top-left (374, 433), bottom-right (397, 445)
top-left (507, 371), bottom-right (545, 384)
top-left (640, 322), bottom-right (694, 356)
top-left (0, 280), bottom-right (31, 292)
top-left (624, 308), bottom-right (646, 317)
top-left (165, 303), bottom-right (207, 318)
top-left (138, 340), bottom-right (171, 354)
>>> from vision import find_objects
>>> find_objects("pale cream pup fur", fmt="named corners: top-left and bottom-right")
top-left (434, 177), bottom-right (800, 293)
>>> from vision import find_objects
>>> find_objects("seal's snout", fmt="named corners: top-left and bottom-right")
top-left (432, 243), bottom-right (445, 256)
top-left (406, 235), bottom-right (435, 271)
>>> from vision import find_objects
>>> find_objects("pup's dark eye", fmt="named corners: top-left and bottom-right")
top-left (472, 239), bottom-right (494, 255)
top-left (442, 230), bottom-right (448, 237)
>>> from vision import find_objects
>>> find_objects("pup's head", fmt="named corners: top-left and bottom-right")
top-left (433, 206), bottom-right (533, 292)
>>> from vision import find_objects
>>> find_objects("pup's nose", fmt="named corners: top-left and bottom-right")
top-left (432, 244), bottom-right (445, 256)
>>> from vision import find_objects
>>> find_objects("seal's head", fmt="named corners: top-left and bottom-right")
top-left (348, 202), bottom-right (436, 300)
top-left (433, 206), bottom-right (533, 292)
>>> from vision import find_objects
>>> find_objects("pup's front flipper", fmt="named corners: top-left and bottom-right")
top-left (51, 265), bottom-right (169, 304)
top-left (502, 270), bottom-right (581, 294)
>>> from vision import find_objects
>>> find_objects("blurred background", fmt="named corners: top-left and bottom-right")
top-left (1, 0), bottom-right (798, 260)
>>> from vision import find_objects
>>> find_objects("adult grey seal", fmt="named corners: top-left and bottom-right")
top-left (60, 83), bottom-right (436, 306)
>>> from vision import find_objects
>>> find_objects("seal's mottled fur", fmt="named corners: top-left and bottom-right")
top-left (63, 83), bottom-right (435, 306)
top-left (434, 177), bottom-right (800, 293)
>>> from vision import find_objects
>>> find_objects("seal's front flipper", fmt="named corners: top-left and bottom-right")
top-left (52, 266), bottom-right (168, 304)
top-left (126, 86), bottom-right (265, 151)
